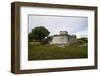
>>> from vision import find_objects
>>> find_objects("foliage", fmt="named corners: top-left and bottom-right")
top-left (41, 38), bottom-right (48, 45)
top-left (41, 36), bottom-right (53, 45)
top-left (77, 37), bottom-right (88, 44)
top-left (28, 26), bottom-right (50, 42)
top-left (28, 32), bottom-right (34, 42)
top-left (47, 36), bottom-right (53, 41)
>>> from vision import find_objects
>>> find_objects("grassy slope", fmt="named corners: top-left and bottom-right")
top-left (28, 44), bottom-right (88, 60)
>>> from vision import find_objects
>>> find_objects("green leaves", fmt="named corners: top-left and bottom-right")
top-left (29, 26), bottom-right (50, 41)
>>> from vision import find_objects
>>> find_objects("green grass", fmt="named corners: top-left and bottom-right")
top-left (28, 44), bottom-right (88, 60)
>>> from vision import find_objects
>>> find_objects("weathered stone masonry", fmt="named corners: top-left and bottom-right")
top-left (49, 31), bottom-right (77, 45)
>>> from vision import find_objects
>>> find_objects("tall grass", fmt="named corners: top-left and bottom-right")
top-left (28, 44), bottom-right (88, 60)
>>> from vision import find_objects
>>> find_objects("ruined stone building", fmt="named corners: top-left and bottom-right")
top-left (49, 31), bottom-right (77, 45)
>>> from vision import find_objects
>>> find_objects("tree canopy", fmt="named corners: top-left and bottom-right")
top-left (77, 37), bottom-right (88, 44)
top-left (28, 26), bottom-right (50, 42)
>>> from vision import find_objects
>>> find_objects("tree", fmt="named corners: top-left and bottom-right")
top-left (77, 37), bottom-right (88, 44)
top-left (28, 32), bottom-right (34, 42)
top-left (31, 26), bottom-right (50, 41)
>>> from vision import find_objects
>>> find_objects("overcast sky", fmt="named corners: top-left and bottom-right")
top-left (28, 15), bottom-right (88, 38)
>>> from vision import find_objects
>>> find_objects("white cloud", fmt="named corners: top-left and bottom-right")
top-left (29, 15), bottom-right (88, 38)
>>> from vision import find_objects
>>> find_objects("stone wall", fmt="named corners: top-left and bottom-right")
top-left (49, 35), bottom-right (69, 45)
top-left (49, 31), bottom-right (77, 45)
